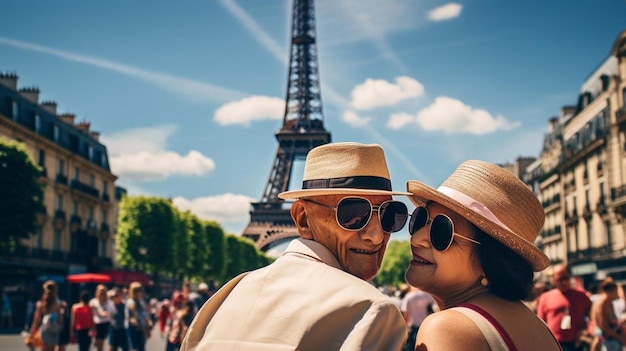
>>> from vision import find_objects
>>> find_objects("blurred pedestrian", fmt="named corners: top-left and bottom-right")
top-left (126, 281), bottom-right (151, 351)
top-left (29, 280), bottom-right (64, 351)
top-left (90, 284), bottom-right (114, 351)
top-left (400, 285), bottom-right (436, 351)
top-left (589, 278), bottom-right (625, 351)
top-left (537, 264), bottom-right (592, 351)
top-left (1, 290), bottom-right (13, 329)
top-left (158, 299), bottom-right (171, 338)
top-left (70, 291), bottom-right (94, 351)
top-left (166, 301), bottom-right (195, 351)
top-left (108, 288), bottom-right (129, 351)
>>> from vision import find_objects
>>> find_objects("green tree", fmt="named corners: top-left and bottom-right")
top-left (171, 209), bottom-right (191, 278)
top-left (376, 239), bottom-right (412, 287)
top-left (186, 212), bottom-right (210, 280)
top-left (0, 138), bottom-right (43, 251)
top-left (223, 234), bottom-right (243, 281)
top-left (204, 220), bottom-right (226, 282)
top-left (116, 196), bottom-right (175, 275)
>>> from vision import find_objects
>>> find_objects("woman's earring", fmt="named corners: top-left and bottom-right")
top-left (480, 276), bottom-right (489, 287)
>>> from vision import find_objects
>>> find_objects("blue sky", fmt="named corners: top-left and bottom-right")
top-left (1, 0), bottom-right (625, 237)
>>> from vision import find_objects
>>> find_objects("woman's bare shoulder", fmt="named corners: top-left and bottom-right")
top-left (415, 309), bottom-right (490, 351)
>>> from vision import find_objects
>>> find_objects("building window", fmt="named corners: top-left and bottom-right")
top-left (88, 146), bottom-right (93, 161)
top-left (12, 100), bottom-right (18, 121)
top-left (587, 220), bottom-right (592, 249)
top-left (35, 114), bottom-right (41, 133)
top-left (56, 195), bottom-right (63, 210)
top-left (74, 167), bottom-right (80, 181)
top-left (100, 239), bottom-right (107, 257)
top-left (53, 125), bottom-right (60, 143)
top-left (38, 149), bottom-right (45, 167)
top-left (58, 159), bottom-right (65, 175)
top-left (53, 230), bottom-right (62, 251)
top-left (34, 227), bottom-right (42, 249)
top-left (88, 206), bottom-right (94, 221)
top-left (72, 201), bottom-right (79, 215)
top-left (89, 174), bottom-right (95, 187)
top-left (103, 181), bottom-right (108, 195)
top-left (101, 210), bottom-right (108, 223)
top-left (605, 220), bottom-right (612, 250)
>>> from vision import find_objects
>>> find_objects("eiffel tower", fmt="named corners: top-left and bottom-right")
top-left (242, 0), bottom-right (331, 252)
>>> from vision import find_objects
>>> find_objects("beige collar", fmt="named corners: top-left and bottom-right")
top-left (282, 238), bottom-right (342, 271)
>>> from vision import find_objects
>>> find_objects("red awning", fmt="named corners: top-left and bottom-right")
top-left (101, 270), bottom-right (151, 287)
top-left (66, 273), bottom-right (112, 284)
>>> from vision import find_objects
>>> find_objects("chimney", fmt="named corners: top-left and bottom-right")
top-left (0, 72), bottom-right (18, 90)
top-left (548, 116), bottom-right (558, 133)
top-left (76, 120), bottom-right (91, 132)
top-left (41, 101), bottom-right (58, 114)
top-left (561, 105), bottom-right (576, 118)
top-left (89, 131), bottom-right (100, 141)
top-left (60, 113), bottom-right (76, 125)
top-left (19, 87), bottom-right (40, 104)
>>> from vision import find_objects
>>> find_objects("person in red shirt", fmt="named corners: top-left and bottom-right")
top-left (158, 299), bottom-right (170, 338)
top-left (537, 264), bottom-right (592, 351)
top-left (70, 291), bottom-right (95, 351)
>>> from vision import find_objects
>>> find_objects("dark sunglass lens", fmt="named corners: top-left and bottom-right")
top-left (409, 207), bottom-right (428, 234)
top-left (337, 198), bottom-right (372, 230)
top-left (379, 201), bottom-right (408, 232)
top-left (430, 215), bottom-right (454, 251)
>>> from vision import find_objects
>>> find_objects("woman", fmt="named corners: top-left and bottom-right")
top-left (89, 284), bottom-right (114, 351)
top-left (70, 291), bottom-right (94, 351)
top-left (29, 280), bottom-right (63, 351)
top-left (126, 281), bottom-right (151, 351)
top-left (405, 160), bottom-right (561, 351)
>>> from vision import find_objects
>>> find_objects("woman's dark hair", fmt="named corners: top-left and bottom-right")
top-left (472, 226), bottom-right (535, 301)
top-left (79, 291), bottom-right (90, 304)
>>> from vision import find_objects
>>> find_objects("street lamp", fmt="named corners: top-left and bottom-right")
top-left (138, 246), bottom-right (147, 272)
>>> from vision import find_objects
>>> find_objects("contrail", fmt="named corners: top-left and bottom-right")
top-left (0, 36), bottom-right (247, 104)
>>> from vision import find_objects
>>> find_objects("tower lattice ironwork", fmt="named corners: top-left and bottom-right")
top-left (242, 0), bottom-right (331, 251)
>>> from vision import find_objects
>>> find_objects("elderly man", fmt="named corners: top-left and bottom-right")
top-left (182, 142), bottom-right (409, 351)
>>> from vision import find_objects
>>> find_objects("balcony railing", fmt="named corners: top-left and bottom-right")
top-left (70, 180), bottom-right (100, 198)
top-left (55, 173), bottom-right (68, 185)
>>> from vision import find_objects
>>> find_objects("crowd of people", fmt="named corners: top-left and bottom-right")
top-left (22, 278), bottom-right (213, 351)
top-left (11, 141), bottom-right (626, 351)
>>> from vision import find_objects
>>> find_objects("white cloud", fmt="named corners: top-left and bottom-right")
top-left (101, 124), bottom-right (216, 182)
top-left (172, 193), bottom-right (254, 224)
top-left (428, 3), bottom-right (463, 22)
top-left (350, 76), bottom-right (424, 110)
top-left (342, 110), bottom-right (371, 127)
top-left (387, 112), bottom-right (415, 129)
top-left (416, 96), bottom-right (520, 135)
top-left (214, 95), bottom-right (285, 126)
top-left (384, 97), bottom-right (520, 134)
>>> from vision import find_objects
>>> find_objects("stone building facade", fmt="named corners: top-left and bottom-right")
top-left (0, 73), bottom-right (120, 303)
top-left (527, 30), bottom-right (626, 288)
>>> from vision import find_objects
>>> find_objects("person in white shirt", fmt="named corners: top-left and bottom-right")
top-left (400, 285), bottom-right (436, 351)
top-left (89, 284), bottom-right (115, 351)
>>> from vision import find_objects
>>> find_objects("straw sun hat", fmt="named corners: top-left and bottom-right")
top-left (407, 160), bottom-right (549, 271)
top-left (278, 142), bottom-right (410, 199)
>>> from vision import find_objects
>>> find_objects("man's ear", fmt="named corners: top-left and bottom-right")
top-left (291, 200), bottom-right (313, 239)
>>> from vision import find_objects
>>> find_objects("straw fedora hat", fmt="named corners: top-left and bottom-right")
top-left (407, 160), bottom-right (549, 271)
top-left (278, 142), bottom-right (411, 199)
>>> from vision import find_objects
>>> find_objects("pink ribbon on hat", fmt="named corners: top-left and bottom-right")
top-left (438, 186), bottom-right (512, 231)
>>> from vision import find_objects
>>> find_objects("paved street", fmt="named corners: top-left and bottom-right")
top-left (0, 325), bottom-right (167, 351)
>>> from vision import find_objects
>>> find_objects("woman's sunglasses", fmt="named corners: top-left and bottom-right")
top-left (409, 206), bottom-right (481, 251)
top-left (301, 196), bottom-right (409, 233)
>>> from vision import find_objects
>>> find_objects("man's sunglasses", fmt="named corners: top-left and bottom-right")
top-left (409, 206), bottom-right (481, 251)
top-left (301, 196), bottom-right (409, 233)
